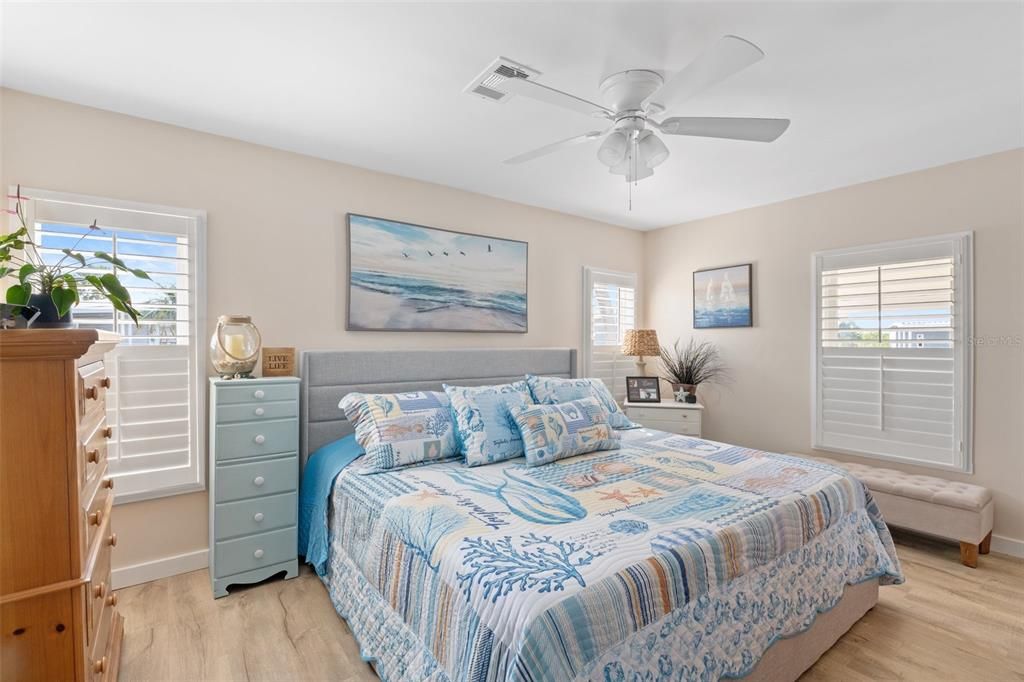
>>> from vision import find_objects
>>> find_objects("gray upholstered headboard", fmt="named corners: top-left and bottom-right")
top-left (299, 347), bottom-right (577, 467)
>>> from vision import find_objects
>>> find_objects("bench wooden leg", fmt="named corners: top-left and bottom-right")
top-left (960, 541), bottom-right (979, 568)
top-left (979, 531), bottom-right (992, 555)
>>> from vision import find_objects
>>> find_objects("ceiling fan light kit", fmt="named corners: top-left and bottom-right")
top-left (469, 35), bottom-right (791, 207)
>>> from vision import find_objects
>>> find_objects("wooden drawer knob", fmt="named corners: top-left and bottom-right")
top-left (103, 426), bottom-right (113, 439)
top-left (93, 582), bottom-right (106, 599)
top-left (100, 377), bottom-right (111, 388)
top-left (253, 549), bottom-right (265, 559)
top-left (253, 476), bottom-right (265, 487)
top-left (93, 656), bottom-right (107, 674)
top-left (89, 510), bottom-right (103, 526)
top-left (106, 592), bottom-right (118, 607)
top-left (102, 478), bottom-right (115, 489)
top-left (108, 533), bottom-right (118, 547)
top-left (85, 386), bottom-right (98, 400)
top-left (87, 449), bottom-right (100, 463)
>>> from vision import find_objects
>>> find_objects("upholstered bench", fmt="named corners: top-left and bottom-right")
top-left (790, 454), bottom-right (994, 568)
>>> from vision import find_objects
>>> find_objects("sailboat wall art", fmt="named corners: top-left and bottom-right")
top-left (347, 213), bottom-right (528, 332)
top-left (693, 263), bottom-right (753, 328)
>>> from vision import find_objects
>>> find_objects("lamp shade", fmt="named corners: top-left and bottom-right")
top-left (622, 329), bottom-right (660, 357)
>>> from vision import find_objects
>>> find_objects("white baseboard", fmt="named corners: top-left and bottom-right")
top-left (112, 548), bottom-right (209, 589)
top-left (991, 534), bottom-right (1024, 558)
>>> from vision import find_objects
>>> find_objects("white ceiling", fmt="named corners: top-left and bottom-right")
top-left (2, 2), bottom-right (1022, 230)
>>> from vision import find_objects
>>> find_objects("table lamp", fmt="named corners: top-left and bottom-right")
top-left (622, 329), bottom-right (660, 375)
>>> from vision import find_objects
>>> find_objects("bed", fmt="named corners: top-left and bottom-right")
top-left (299, 348), bottom-right (903, 682)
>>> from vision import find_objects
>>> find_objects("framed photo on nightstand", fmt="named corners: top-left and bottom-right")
top-left (626, 376), bottom-right (661, 403)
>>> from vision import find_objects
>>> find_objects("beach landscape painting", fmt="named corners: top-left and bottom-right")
top-left (347, 214), bottom-right (528, 332)
top-left (693, 263), bottom-right (753, 328)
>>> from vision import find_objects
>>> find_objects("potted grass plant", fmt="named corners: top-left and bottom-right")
top-left (659, 338), bottom-right (729, 402)
top-left (1, 186), bottom-right (152, 327)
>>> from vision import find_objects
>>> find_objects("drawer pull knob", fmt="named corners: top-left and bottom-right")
top-left (100, 377), bottom-right (111, 389)
top-left (253, 549), bottom-right (265, 559)
top-left (106, 593), bottom-right (118, 607)
top-left (93, 582), bottom-right (106, 599)
top-left (253, 434), bottom-right (266, 445)
top-left (108, 533), bottom-right (118, 547)
top-left (103, 426), bottom-right (113, 439)
top-left (254, 389), bottom-right (265, 399)
top-left (93, 656), bottom-right (107, 674)
top-left (85, 386), bottom-right (98, 400)
top-left (254, 407), bottom-right (265, 416)
top-left (253, 476), bottom-right (265, 487)
top-left (87, 449), bottom-right (100, 463)
top-left (253, 512), bottom-right (265, 522)
top-left (102, 478), bottom-right (115, 489)
top-left (89, 510), bottom-right (103, 526)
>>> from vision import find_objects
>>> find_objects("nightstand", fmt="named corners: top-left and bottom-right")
top-left (623, 399), bottom-right (703, 437)
top-left (209, 376), bottom-right (300, 598)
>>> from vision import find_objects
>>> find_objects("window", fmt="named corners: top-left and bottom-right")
top-left (812, 232), bottom-right (973, 472)
top-left (19, 188), bottom-right (207, 501)
top-left (583, 267), bottom-right (637, 402)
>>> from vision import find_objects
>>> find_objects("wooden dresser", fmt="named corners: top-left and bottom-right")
top-left (0, 329), bottom-right (123, 682)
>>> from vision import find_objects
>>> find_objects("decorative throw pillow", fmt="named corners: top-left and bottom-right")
top-left (443, 381), bottom-right (535, 466)
top-left (511, 397), bottom-right (621, 466)
top-left (525, 374), bottom-right (639, 429)
top-left (338, 391), bottom-right (458, 473)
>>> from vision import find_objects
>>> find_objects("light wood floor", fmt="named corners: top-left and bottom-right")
top-left (118, 531), bottom-right (1024, 681)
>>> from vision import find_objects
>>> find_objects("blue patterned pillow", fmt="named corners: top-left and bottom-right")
top-left (525, 375), bottom-right (639, 429)
top-left (443, 381), bottom-right (535, 466)
top-left (338, 391), bottom-right (458, 473)
top-left (511, 397), bottom-right (621, 466)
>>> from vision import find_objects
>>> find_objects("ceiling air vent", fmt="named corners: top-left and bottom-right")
top-left (464, 57), bottom-right (541, 104)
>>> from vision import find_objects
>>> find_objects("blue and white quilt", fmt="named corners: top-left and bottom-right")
top-left (316, 428), bottom-right (903, 682)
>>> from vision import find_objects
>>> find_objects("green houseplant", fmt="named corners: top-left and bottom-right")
top-left (660, 338), bottom-right (729, 401)
top-left (2, 186), bottom-right (152, 326)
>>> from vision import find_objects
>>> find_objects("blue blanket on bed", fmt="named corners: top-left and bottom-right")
top-left (297, 435), bottom-right (364, 575)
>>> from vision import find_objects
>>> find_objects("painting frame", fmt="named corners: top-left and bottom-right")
top-left (626, 376), bottom-right (661, 403)
top-left (693, 263), bottom-right (753, 329)
top-left (346, 213), bottom-right (529, 333)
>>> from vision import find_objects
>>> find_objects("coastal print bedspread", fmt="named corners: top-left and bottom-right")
top-left (322, 428), bottom-right (903, 682)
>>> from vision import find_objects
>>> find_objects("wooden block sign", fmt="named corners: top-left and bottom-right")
top-left (262, 347), bottom-right (296, 377)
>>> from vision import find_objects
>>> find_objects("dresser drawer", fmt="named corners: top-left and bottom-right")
top-left (86, 532), bottom-right (113, 647)
top-left (80, 419), bottom-right (112, 489)
top-left (216, 382), bottom-right (298, 405)
top-left (628, 406), bottom-right (701, 423)
top-left (213, 527), bottom-right (297, 578)
top-left (215, 419), bottom-right (298, 461)
top-left (77, 360), bottom-right (109, 426)
top-left (216, 456), bottom-right (297, 502)
top-left (217, 400), bottom-right (298, 424)
top-left (83, 473), bottom-right (113, 554)
top-left (214, 492), bottom-right (297, 541)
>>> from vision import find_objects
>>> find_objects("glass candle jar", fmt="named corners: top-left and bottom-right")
top-left (210, 314), bottom-right (262, 378)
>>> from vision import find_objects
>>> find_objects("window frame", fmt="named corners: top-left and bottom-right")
top-left (17, 187), bottom-right (208, 502)
top-left (582, 266), bottom-right (638, 402)
top-left (810, 231), bottom-right (974, 473)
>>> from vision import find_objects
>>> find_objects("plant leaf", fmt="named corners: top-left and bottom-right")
top-left (99, 273), bottom-right (131, 303)
top-left (94, 251), bottom-right (128, 269)
top-left (129, 268), bottom-right (152, 281)
top-left (0, 266), bottom-right (11, 279)
top-left (62, 248), bottom-right (87, 266)
top-left (18, 263), bottom-right (37, 284)
top-left (51, 287), bottom-right (77, 318)
top-left (5, 283), bottom-right (31, 305)
top-left (61, 274), bottom-right (79, 292)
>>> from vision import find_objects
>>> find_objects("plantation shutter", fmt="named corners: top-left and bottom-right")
top-left (813, 233), bottom-right (973, 471)
top-left (583, 267), bottom-right (636, 402)
top-left (26, 189), bottom-right (206, 501)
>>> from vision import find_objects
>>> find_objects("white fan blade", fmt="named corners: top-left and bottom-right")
top-left (644, 35), bottom-right (765, 111)
top-left (502, 77), bottom-right (614, 118)
top-left (504, 130), bottom-right (608, 165)
top-left (657, 117), bottom-right (790, 142)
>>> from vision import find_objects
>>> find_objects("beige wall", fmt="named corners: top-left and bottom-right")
top-left (0, 89), bottom-right (645, 572)
top-left (645, 149), bottom-right (1024, 546)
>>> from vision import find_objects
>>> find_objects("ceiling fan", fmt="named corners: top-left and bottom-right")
top-left (491, 35), bottom-right (790, 183)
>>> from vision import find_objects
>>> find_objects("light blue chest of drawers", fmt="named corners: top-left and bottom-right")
top-left (209, 377), bottom-right (301, 598)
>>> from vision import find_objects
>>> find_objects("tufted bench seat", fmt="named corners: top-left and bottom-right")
top-left (790, 454), bottom-right (994, 568)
